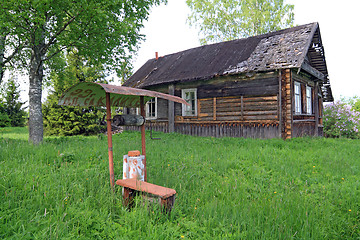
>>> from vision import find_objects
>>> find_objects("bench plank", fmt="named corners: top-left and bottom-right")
top-left (116, 178), bottom-right (176, 199)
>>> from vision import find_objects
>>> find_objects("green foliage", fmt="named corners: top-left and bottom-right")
top-left (0, 99), bottom-right (11, 127)
top-left (0, 0), bottom-right (166, 143)
top-left (1, 129), bottom-right (360, 239)
top-left (0, 78), bottom-right (27, 127)
top-left (43, 50), bottom-right (106, 136)
top-left (341, 96), bottom-right (360, 112)
top-left (43, 95), bottom-right (105, 136)
top-left (323, 100), bottom-right (360, 139)
top-left (0, 0), bottom-right (166, 75)
top-left (186, 0), bottom-right (294, 44)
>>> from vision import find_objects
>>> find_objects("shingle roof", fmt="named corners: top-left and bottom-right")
top-left (124, 22), bottom-right (333, 102)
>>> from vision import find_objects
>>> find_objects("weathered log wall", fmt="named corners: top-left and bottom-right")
top-left (195, 95), bottom-right (278, 122)
top-left (293, 121), bottom-right (321, 137)
top-left (280, 69), bottom-right (292, 139)
top-left (124, 121), bottom-right (279, 139)
top-left (139, 69), bottom-right (324, 139)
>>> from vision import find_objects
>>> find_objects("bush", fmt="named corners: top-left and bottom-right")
top-left (323, 100), bottom-right (360, 138)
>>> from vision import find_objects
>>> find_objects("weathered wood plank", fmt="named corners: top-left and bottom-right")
top-left (213, 97), bottom-right (217, 121)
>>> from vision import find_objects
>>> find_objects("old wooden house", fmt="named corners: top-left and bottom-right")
top-left (123, 22), bottom-right (333, 139)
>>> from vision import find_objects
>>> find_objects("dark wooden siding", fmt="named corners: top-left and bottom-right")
top-left (197, 76), bottom-right (279, 99)
top-left (293, 122), bottom-right (320, 137)
top-left (125, 121), bottom-right (279, 139)
top-left (196, 95), bottom-right (278, 122)
top-left (156, 98), bottom-right (168, 119)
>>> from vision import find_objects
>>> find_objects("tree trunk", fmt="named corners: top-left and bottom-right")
top-left (0, 35), bottom-right (5, 84)
top-left (28, 45), bottom-right (44, 144)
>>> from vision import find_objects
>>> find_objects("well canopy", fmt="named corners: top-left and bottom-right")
top-left (58, 82), bottom-right (188, 108)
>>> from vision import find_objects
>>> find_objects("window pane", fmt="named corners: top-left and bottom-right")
top-left (306, 87), bottom-right (312, 114)
top-left (182, 89), bottom-right (197, 116)
top-left (294, 82), bottom-right (301, 114)
top-left (146, 98), bottom-right (156, 118)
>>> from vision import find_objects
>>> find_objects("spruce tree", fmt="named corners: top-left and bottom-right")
top-left (0, 98), bottom-right (11, 127)
top-left (0, 78), bottom-right (27, 127)
top-left (43, 50), bottom-right (107, 136)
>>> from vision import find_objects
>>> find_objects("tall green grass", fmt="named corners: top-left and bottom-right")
top-left (1, 127), bottom-right (359, 239)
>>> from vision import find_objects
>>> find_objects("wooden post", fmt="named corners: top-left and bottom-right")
top-left (106, 93), bottom-right (115, 189)
top-left (140, 96), bottom-right (147, 181)
top-left (241, 96), bottom-right (244, 121)
top-left (213, 97), bottom-right (217, 120)
top-left (278, 70), bottom-right (282, 138)
top-left (168, 84), bottom-right (175, 133)
top-left (280, 69), bottom-right (292, 140)
top-left (314, 82), bottom-right (319, 136)
top-left (287, 69), bottom-right (293, 139)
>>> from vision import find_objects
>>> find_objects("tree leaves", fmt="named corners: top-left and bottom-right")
top-left (0, 0), bottom-right (166, 143)
top-left (186, 0), bottom-right (294, 45)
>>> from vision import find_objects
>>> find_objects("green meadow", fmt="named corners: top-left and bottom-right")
top-left (1, 127), bottom-right (359, 239)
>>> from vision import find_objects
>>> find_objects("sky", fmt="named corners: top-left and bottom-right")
top-left (10, 0), bottom-right (360, 103)
top-left (132, 0), bottom-right (360, 101)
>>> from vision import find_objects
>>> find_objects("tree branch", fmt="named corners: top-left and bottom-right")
top-left (43, 10), bottom-right (83, 53)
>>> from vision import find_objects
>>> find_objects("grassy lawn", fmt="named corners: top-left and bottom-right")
top-left (1, 127), bottom-right (359, 239)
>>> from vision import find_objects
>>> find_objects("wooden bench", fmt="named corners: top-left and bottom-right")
top-left (116, 178), bottom-right (176, 213)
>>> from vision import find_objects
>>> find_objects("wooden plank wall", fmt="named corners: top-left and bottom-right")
top-left (293, 122), bottom-right (316, 137)
top-left (196, 95), bottom-right (278, 122)
top-left (124, 121), bottom-right (279, 139)
top-left (197, 74), bottom-right (279, 99)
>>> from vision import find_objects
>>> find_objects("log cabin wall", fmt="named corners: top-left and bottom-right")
top-left (124, 69), bottom-right (323, 139)
top-left (179, 95), bottom-right (278, 123)
top-left (291, 70), bottom-right (323, 137)
top-left (125, 71), bottom-right (282, 138)
top-left (125, 122), bottom-right (279, 139)
top-left (173, 71), bottom-right (279, 123)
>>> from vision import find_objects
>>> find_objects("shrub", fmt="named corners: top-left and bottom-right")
top-left (323, 100), bottom-right (360, 138)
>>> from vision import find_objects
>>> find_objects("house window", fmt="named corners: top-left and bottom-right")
top-left (306, 86), bottom-right (312, 114)
top-left (294, 81), bottom-right (301, 114)
top-left (145, 97), bottom-right (157, 119)
top-left (182, 88), bottom-right (197, 116)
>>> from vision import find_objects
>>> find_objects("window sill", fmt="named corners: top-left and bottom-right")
top-left (294, 113), bottom-right (314, 116)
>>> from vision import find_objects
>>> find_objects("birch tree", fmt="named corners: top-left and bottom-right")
top-left (186, 0), bottom-right (294, 44)
top-left (0, 0), bottom-right (164, 144)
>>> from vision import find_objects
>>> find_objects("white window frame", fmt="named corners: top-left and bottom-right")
top-left (306, 86), bottom-right (312, 114)
top-left (181, 88), bottom-right (197, 116)
top-left (145, 97), bottom-right (157, 119)
top-left (294, 81), bottom-right (301, 114)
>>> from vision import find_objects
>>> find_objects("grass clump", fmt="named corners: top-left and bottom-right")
top-left (1, 127), bottom-right (359, 239)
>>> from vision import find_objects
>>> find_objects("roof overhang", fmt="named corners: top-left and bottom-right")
top-left (58, 82), bottom-right (189, 107)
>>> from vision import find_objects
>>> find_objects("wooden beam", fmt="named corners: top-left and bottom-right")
top-left (278, 71), bottom-right (282, 138)
top-left (213, 97), bottom-right (217, 121)
top-left (106, 93), bottom-right (115, 189)
top-left (168, 84), bottom-right (175, 133)
top-left (140, 96), bottom-right (147, 181)
top-left (300, 61), bottom-right (325, 81)
top-left (241, 96), bottom-right (244, 120)
top-left (314, 82), bottom-right (319, 136)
